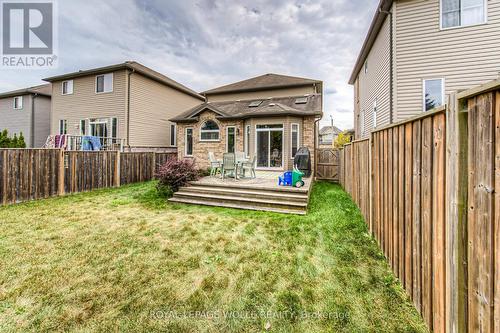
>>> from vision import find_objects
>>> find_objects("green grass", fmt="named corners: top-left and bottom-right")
top-left (0, 181), bottom-right (428, 332)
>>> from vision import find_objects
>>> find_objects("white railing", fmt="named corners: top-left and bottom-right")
top-left (44, 135), bottom-right (125, 151)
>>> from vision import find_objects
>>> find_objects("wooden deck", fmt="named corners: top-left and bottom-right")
top-left (169, 171), bottom-right (312, 214)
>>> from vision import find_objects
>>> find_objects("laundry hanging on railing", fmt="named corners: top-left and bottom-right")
top-left (81, 136), bottom-right (102, 151)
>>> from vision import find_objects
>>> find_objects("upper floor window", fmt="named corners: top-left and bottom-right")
top-left (13, 96), bottom-right (23, 109)
top-left (423, 78), bottom-right (445, 111)
top-left (441, 0), bottom-right (486, 29)
top-left (96, 73), bottom-right (113, 93)
top-left (364, 61), bottom-right (368, 74)
top-left (62, 80), bottom-right (73, 95)
top-left (200, 120), bottom-right (220, 141)
top-left (59, 119), bottom-right (67, 135)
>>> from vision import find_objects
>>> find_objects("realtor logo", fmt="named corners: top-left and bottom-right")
top-left (1, 0), bottom-right (58, 68)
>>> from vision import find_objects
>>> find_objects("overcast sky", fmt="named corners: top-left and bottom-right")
top-left (0, 0), bottom-right (377, 130)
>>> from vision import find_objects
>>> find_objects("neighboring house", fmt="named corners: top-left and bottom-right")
top-left (171, 73), bottom-right (323, 171)
top-left (0, 84), bottom-right (51, 147)
top-left (43, 61), bottom-right (205, 151)
top-left (350, 0), bottom-right (500, 139)
top-left (318, 125), bottom-right (342, 147)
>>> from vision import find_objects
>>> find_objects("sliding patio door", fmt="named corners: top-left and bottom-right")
top-left (256, 124), bottom-right (283, 169)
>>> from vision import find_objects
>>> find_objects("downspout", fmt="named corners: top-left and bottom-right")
top-left (379, 7), bottom-right (394, 124)
top-left (31, 93), bottom-right (37, 148)
top-left (313, 116), bottom-right (321, 178)
top-left (126, 68), bottom-right (135, 148)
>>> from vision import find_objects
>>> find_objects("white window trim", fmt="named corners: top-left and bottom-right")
top-left (13, 96), bottom-right (23, 109)
top-left (199, 120), bottom-right (220, 142)
top-left (254, 124), bottom-right (284, 171)
top-left (61, 80), bottom-right (73, 95)
top-left (95, 73), bottom-right (114, 94)
top-left (170, 124), bottom-right (177, 146)
top-left (245, 125), bottom-right (250, 158)
top-left (226, 126), bottom-right (236, 153)
top-left (290, 123), bottom-right (300, 159)
top-left (440, 0), bottom-right (488, 30)
top-left (185, 127), bottom-right (194, 157)
top-left (422, 78), bottom-right (445, 112)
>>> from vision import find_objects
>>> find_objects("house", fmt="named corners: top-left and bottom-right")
top-left (43, 61), bottom-right (205, 151)
top-left (171, 73), bottom-right (323, 171)
top-left (318, 125), bottom-right (342, 147)
top-left (0, 84), bottom-right (51, 147)
top-left (350, 0), bottom-right (500, 139)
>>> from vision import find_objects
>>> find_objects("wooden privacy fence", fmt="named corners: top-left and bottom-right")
top-left (314, 148), bottom-right (340, 181)
top-left (338, 79), bottom-right (500, 333)
top-left (0, 150), bottom-right (176, 205)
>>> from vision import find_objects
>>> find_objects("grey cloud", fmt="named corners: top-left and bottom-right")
top-left (0, 0), bottom-right (377, 129)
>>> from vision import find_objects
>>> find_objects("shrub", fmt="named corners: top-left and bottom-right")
top-left (0, 130), bottom-right (27, 148)
top-left (155, 158), bottom-right (201, 195)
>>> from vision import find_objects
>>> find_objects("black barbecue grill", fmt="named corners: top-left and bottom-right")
top-left (293, 147), bottom-right (311, 177)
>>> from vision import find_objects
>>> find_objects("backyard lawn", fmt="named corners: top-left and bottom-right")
top-left (0, 181), bottom-right (427, 332)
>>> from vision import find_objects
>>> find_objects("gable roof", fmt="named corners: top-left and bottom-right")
top-left (319, 125), bottom-right (342, 136)
top-left (171, 94), bottom-right (322, 123)
top-left (43, 61), bottom-right (205, 100)
top-left (202, 73), bottom-right (322, 95)
top-left (0, 84), bottom-right (51, 99)
top-left (348, 0), bottom-right (393, 84)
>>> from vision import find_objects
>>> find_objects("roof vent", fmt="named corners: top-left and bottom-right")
top-left (269, 103), bottom-right (276, 106)
top-left (248, 100), bottom-right (263, 107)
top-left (295, 96), bottom-right (308, 104)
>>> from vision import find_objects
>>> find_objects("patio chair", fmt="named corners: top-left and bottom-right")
top-left (235, 151), bottom-right (246, 163)
top-left (208, 152), bottom-right (221, 177)
top-left (221, 153), bottom-right (237, 180)
top-left (239, 156), bottom-right (256, 178)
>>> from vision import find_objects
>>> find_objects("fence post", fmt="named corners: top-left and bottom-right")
top-left (1, 150), bottom-right (6, 205)
top-left (58, 149), bottom-right (65, 196)
top-left (115, 150), bottom-right (121, 187)
top-left (152, 152), bottom-right (156, 179)
top-left (369, 134), bottom-right (374, 235)
top-left (445, 93), bottom-right (468, 333)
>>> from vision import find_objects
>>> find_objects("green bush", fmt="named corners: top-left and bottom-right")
top-left (0, 129), bottom-right (27, 148)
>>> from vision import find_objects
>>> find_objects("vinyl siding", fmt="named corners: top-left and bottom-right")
top-left (205, 86), bottom-right (316, 102)
top-left (395, 0), bottom-right (500, 118)
top-left (0, 94), bottom-right (33, 146)
top-left (128, 73), bottom-right (203, 147)
top-left (33, 96), bottom-right (51, 147)
top-left (50, 70), bottom-right (127, 138)
top-left (355, 10), bottom-right (392, 139)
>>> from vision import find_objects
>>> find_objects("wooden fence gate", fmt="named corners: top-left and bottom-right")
top-left (315, 148), bottom-right (339, 181)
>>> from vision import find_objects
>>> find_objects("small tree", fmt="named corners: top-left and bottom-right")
top-left (0, 130), bottom-right (9, 148)
top-left (334, 131), bottom-right (352, 148)
top-left (10, 133), bottom-right (19, 148)
top-left (18, 132), bottom-right (27, 148)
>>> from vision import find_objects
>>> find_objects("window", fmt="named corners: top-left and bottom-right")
top-left (295, 96), bottom-right (308, 104)
top-left (170, 124), bottom-right (176, 146)
top-left (226, 127), bottom-right (236, 153)
top-left (185, 128), bottom-right (193, 156)
top-left (441, 0), bottom-right (486, 28)
top-left (13, 96), bottom-right (23, 109)
top-left (373, 99), bottom-right (378, 128)
top-left (248, 100), bottom-right (262, 107)
top-left (62, 80), bottom-right (73, 95)
top-left (200, 120), bottom-right (220, 141)
top-left (291, 123), bottom-right (299, 159)
top-left (110, 117), bottom-right (117, 138)
top-left (423, 79), bottom-right (445, 111)
top-left (364, 61), bottom-right (368, 74)
top-left (59, 120), bottom-right (67, 135)
top-left (80, 119), bottom-right (87, 135)
top-left (96, 73), bottom-right (113, 93)
top-left (245, 125), bottom-right (250, 158)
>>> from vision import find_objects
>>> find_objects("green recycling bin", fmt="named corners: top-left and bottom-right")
top-left (292, 168), bottom-right (305, 188)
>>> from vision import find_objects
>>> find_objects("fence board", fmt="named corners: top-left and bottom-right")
top-left (315, 148), bottom-right (340, 181)
top-left (120, 152), bottom-right (155, 185)
top-left (412, 120), bottom-right (422, 313)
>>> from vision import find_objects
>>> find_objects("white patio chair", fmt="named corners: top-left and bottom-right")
top-left (208, 152), bottom-right (221, 177)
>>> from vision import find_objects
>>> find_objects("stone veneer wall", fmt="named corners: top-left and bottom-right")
top-left (176, 111), bottom-right (317, 175)
top-left (176, 110), bottom-right (244, 170)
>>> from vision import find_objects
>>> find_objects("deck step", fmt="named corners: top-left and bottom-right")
top-left (180, 185), bottom-right (308, 202)
top-left (188, 180), bottom-right (309, 194)
top-left (173, 191), bottom-right (308, 208)
top-left (168, 197), bottom-right (306, 215)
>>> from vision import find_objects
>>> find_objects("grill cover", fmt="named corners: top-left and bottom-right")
top-left (293, 147), bottom-right (311, 177)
